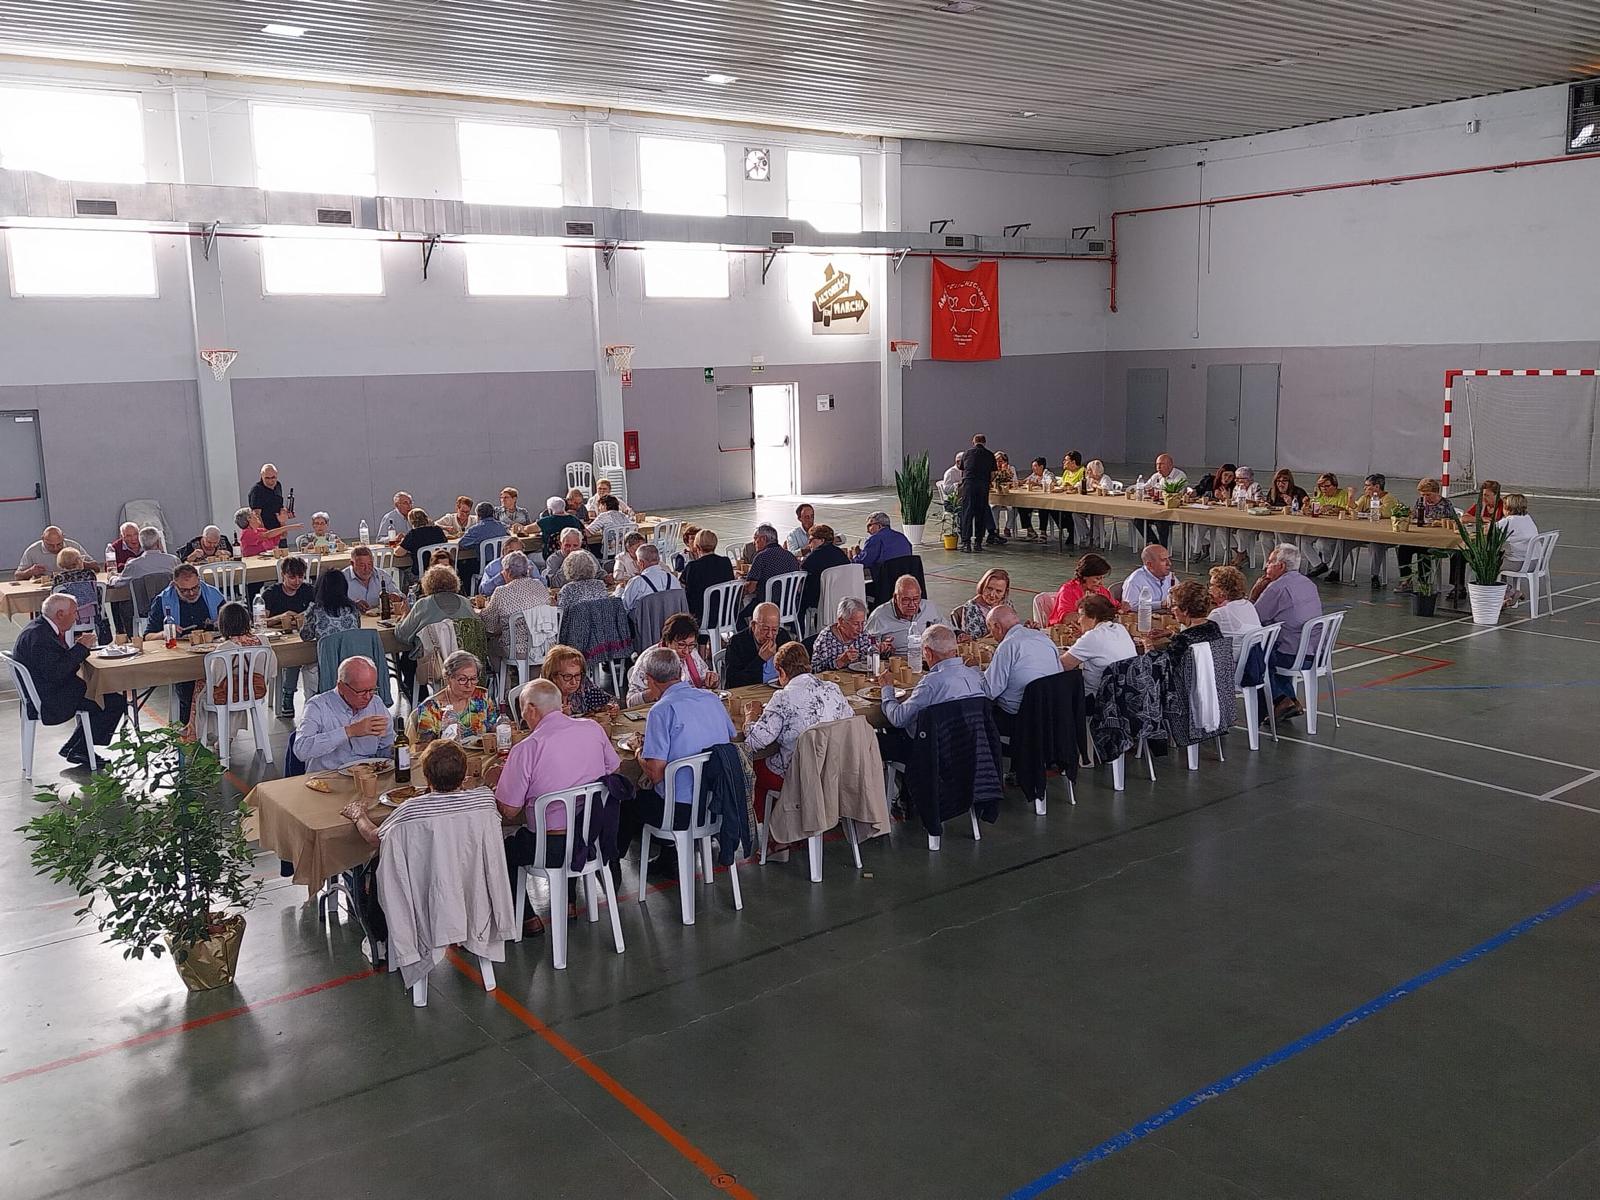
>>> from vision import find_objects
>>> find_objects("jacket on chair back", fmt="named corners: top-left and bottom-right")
top-left (905, 695), bottom-right (1003, 836)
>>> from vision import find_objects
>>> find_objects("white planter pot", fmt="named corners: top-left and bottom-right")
top-left (902, 523), bottom-right (926, 545)
top-left (1467, 582), bottom-right (1507, 625)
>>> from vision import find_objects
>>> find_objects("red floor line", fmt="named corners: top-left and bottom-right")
top-left (1334, 659), bottom-right (1455, 695)
top-left (1334, 640), bottom-right (1451, 665)
top-left (448, 950), bottom-right (757, 1198)
top-left (0, 966), bottom-right (379, 1086)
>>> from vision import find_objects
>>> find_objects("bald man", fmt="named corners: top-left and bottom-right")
top-left (723, 601), bottom-right (795, 687)
top-left (16, 526), bottom-right (89, 578)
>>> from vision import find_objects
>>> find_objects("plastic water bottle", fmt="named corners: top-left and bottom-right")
top-left (1369, 495), bottom-right (1381, 521)
top-left (359, 519), bottom-right (370, 545)
top-left (907, 622), bottom-right (924, 674)
top-left (1137, 588), bottom-right (1153, 634)
top-left (252, 593), bottom-right (267, 634)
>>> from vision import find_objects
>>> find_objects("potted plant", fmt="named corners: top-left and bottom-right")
top-left (940, 489), bottom-right (961, 551)
top-left (1453, 509), bottom-right (1510, 625)
top-left (895, 451), bottom-right (933, 545)
top-left (1162, 480), bottom-right (1186, 509)
top-left (1387, 500), bottom-right (1412, 532)
top-left (20, 726), bottom-right (261, 991)
top-left (1408, 547), bottom-right (1450, 617)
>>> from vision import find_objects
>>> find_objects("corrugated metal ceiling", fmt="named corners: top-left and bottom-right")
top-left (1, 1), bottom-right (1598, 153)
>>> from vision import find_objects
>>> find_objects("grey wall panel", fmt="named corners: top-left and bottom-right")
top-left (0, 379), bottom-right (208, 554)
top-left (900, 352), bottom-right (1104, 480)
top-left (1278, 347), bottom-right (1374, 480)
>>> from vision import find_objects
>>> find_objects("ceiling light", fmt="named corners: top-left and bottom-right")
top-left (262, 23), bottom-right (306, 37)
top-left (1573, 123), bottom-right (1597, 149)
top-left (935, 1), bottom-right (981, 13)
top-left (703, 73), bottom-right (738, 85)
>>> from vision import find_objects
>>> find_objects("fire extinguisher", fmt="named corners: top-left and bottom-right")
top-left (623, 430), bottom-right (640, 470)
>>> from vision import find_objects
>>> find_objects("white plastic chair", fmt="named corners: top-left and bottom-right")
top-left (1273, 610), bottom-right (1345, 735)
top-left (765, 570), bottom-right (807, 639)
top-left (700, 580), bottom-right (744, 663)
top-left (1233, 623), bottom-right (1282, 751)
top-left (638, 751), bottom-right (742, 925)
top-left (423, 542), bottom-right (458, 568)
top-left (194, 645), bottom-right (274, 768)
top-left (202, 562), bottom-right (246, 601)
top-left (409, 954), bottom-right (498, 1008)
top-left (512, 782), bottom-right (625, 969)
top-left (882, 761), bottom-right (982, 851)
top-left (757, 782), bottom-right (862, 882)
top-left (601, 522), bottom-right (637, 561)
top-left (565, 461), bottom-right (594, 499)
top-left (1032, 591), bottom-right (1054, 627)
top-left (651, 519), bottom-right (683, 554)
top-left (594, 440), bottom-right (622, 471)
top-left (504, 605), bottom-right (561, 702)
top-left (368, 545), bottom-right (396, 574)
top-left (810, 563), bottom-right (867, 639)
top-left (1, 650), bottom-right (100, 777)
top-left (278, 553), bottom-right (320, 582)
top-left (1500, 530), bottom-right (1558, 617)
top-left (597, 466), bottom-right (628, 505)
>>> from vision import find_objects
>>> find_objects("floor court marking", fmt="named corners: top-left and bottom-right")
top-left (1333, 594), bottom-right (1600, 675)
top-left (448, 950), bottom-right (757, 1199)
top-left (1541, 770), bottom-right (1600, 802)
top-left (1004, 879), bottom-right (1600, 1199)
top-left (1303, 712), bottom-right (1596, 772)
top-left (1503, 626), bottom-right (1600, 644)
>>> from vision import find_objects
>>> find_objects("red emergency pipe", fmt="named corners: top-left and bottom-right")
top-left (1107, 147), bottom-right (1600, 312)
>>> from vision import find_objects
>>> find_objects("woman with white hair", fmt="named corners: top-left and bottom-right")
top-left (812, 597), bottom-right (886, 671)
top-left (415, 649), bottom-right (504, 744)
top-left (555, 547), bottom-right (609, 608)
top-left (535, 496), bottom-right (586, 555)
top-left (478, 550), bottom-right (551, 668)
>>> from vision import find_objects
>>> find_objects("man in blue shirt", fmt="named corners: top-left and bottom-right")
top-left (456, 502), bottom-right (509, 581)
top-left (619, 647), bottom-right (736, 877)
top-left (141, 564), bottom-right (225, 724)
top-left (1120, 543), bottom-right (1177, 610)
top-left (853, 511), bottom-right (913, 569)
top-left (983, 604), bottom-right (1063, 735)
top-left (876, 624), bottom-right (985, 765)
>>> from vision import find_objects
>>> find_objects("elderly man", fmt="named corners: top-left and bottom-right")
top-left (741, 522), bottom-right (800, 612)
top-left (477, 535), bottom-right (527, 596)
top-left (723, 601), bottom-right (794, 687)
top-left (343, 544), bottom-right (401, 613)
top-left (459, 502), bottom-right (509, 554)
top-left (142, 563), bottom-right (225, 722)
top-left (617, 646), bottom-right (736, 874)
top-left (110, 526), bottom-right (176, 586)
top-left (498, 486), bottom-right (533, 530)
top-left (983, 603), bottom-right (1062, 733)
top-left (940, 451), bottom-right (965, 497)
top-left (1134, 452), bottom-right (1187, 548)
top-left (1121, 543), bottom-right (1177, 609)
top-left (294, 655), bottom-right (394, 774)
top-left (1250, 542), bottom-right (1324, 721)
top-left (249, 463), bottom-right (292, 546)
top-left (295, 512), bottom-right (342, 553)
top-left (536, 497), bottom-right (584, 554)
top-left (853, 511), bottom-right (913, 569)
top-left (875, 622), bottom-right (984, 762)
top-left (812, 597), bottom-right (885, 671)
top-left (13, 593), bottom-right (127, 767)
top-left (543, 527), bottom-right (595, 586)
top-left (619, 544), bottom-right (676, 611)
top-left (494, 678), bottom-right (621, 930)
top-left (179, 524), bottom-right (235, 563)
top-left (866, 574), bottom-right (946, 655)
top-left (378, 491), bottom-right (414, 540)
top-left (784, 503), bottom-right (816, 555)
top-left (107, 522), bottom-right (144, 570)
top-left (16, 526), bottom-right (89, 578)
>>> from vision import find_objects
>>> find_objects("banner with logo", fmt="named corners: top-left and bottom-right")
top-left (811, 261), bottom-right (871, 335)
top-left (931, 259), bottom-right (1000, 360)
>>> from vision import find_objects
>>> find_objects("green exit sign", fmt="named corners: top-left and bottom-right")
top-left (704, 367), bottom-right (714, 382)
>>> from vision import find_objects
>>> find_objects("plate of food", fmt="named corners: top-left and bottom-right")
top-left (338, 758), bottom-right (394, 777)
top-left (380, 784), bottom-right (422, 807)
top-left (303, 774), bottom-right (336, 793)
top-left (93, 645), bottom-right (139, 659)
top-left (1247, 506), bottom-right (1273, 516)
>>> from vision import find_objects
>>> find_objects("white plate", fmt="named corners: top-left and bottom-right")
top-left (338, 758), bottom-right (395, 777)
top-left (93, 645), bottom-right (139, 659)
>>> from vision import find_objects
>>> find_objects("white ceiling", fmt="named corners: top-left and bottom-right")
top-left (1, 1), bottom-right (1598, 154)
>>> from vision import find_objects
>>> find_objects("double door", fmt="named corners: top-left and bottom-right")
top-left (1205, 364), bottom-right (1280, 468)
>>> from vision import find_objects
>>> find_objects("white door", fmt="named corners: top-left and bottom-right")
top-left (752, 384), bottom-right (797, 497)
top-left (0, 411), bottom-right (49, 569)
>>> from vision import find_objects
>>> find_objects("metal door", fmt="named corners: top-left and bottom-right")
top-left (716, 386), bottom-right (754, 501)
top-left (1124, 368), bottom-right (1169, 466)
top-left (1205, 365), bottom-right (1242, 465)
top-left (1238, 364), bottom-right (1281, 470)
top-left (0, 411), bottom-right (48, 570)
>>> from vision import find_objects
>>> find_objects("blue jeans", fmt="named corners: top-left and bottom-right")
top-left (277, 666), bottom-right (301, 713)
top-left (1269, 647), bottom-right (1299, 703)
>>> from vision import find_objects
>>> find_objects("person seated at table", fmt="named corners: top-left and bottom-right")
top-left (785, 503), bottom-right (817, 555)
top-left (1120, 544), bottom-right (1176, 611)
top-left (741, 524), bottom-right (801, 617)
top-left (478, 550), bottom-right (550, 669)
top-left (1205, 564), bottom-right (1262, 650)
top-left (592, 476), bottom-right (633, 517)
top-left (50, 547), bottom-right (106, 639)
top-left (619, 544), bottom-right (677, 611)
top-left (875, 623), bottom-right (985, 764)
top-left (494, 677), bottom-right (622, 935)
top-left (543, 527), bottom-right (596, 587)
top-left (136, 564), bottom-right (219, 724)
top-left (950, 567), bottom-right (1012, 641)
top-left (586, 494), bottom-right (632, 541)
top-left (563, 487), bottom-right (593, 525)
top-left (395, 563), bottom-right (480, 697)
top-left (682, 528), bottom-right (736, 620)
top-left (110, 526), bottom-right (178, 590)
top-left (1497, 493), bottom-right (1539, 607)
top-left (724, 601), bottom-right (794, 687)
top-left (626, 612), bottom-right (717, 705)
top-left (1302, 472), bottom-right (1355, 582)
top-left (498, 486), bottom-right (533, 531)
top-left (437, 496), bottom-right (477, 537)
top-left (178, 524), bottom-right (235, 564)
top-left (107, 522), bottom-right (143, 571)
top-left (743, 641), bottom-right (853, 846)
top-left (1393, 478), bottom-right (1458, 595)
top-left (313, 660), bottom-right (401, 803)
top-left (1133, 453), bottom-right (1186, 547)
top-left (668, 524), bottom-right (700, 574)
top-left (610, 531), bottom-right (646, 587)
top-left (1265, 468), bottom-right (1308, 511)
top-left (617, 646), bottom-right (737, 878)
top-left (1183, 464), bottom-right (1236, 562)
top-left (296, 566), bottom-right (362, 691)
top-left (416, 650), bottom-right (503, 744)
top-left (1076, 457), bottom-right (1118, 547)
top-left (1058, 594), bottom-right (1138, 694)
top-left (475, 535), bottom-right (526, 597)
top-left (183, 600), bottom-right (275, 736)
top-left (1460, 479), bottom-right (1504, 524)
top-left (343, 545), bottom-right (401, 613)
top-left (294, 511), bottom-right (343, 554)
top-left (1014, 457), bottom-right (1057, 542)
top-left (13, 594), bottom-right (127, 768)
top-left (541, 644), bottom-right (619, 717)
top-left (982, 604), bottom-right (1063, 736)
top-left (457, 502), bottom-right (509, 564)
top-left (852, 511), bottom-right (912, 568)
top-left (378, 491), bottom-right (414, 540)
top-left (813, 597), bottom-right (885, 672)
top-left (1249, 543), bottom-right (1323, 722)
top-left (1151, 581), bottom-right (1221, 650)
top-left (866, 575), bottom-right (945, 656)
top-left (397, 508), bottom-right (446, 581)
top-left (536, 497), bottom-right (585, 554)
top-left (261, 556), bottom-right (314, 715)
top-left (797, 523), bottom-right (848, 620)
top-left (1047, 554), bottom-right (1114, 627)
top-left (554, 549), bottom-right (611, 611)
top-left (237, 506), bottom-right (287, 557)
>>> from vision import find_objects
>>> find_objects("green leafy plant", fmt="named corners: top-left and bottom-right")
top-left (1410, 547), bottom-right (1451, 597)
top-left (941, 488), bottom-right (962, 535)
top-left (1162, 479), bottom-right (1187, 496)
top-left (1386, 501), bottom-right (1411, 520)
top-left (1452, 508), bottom-right (1510, 585)
top-left (19, 726), bottom-right (260, 962)
top-left (895, 451), bottom-right (933, 525)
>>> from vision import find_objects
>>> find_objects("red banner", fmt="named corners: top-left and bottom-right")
top-left (930, 259), bottom-right (1000, 360)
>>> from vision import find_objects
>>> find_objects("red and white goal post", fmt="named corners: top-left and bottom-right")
top-left (1443, 369), bottom-right (1600, 496)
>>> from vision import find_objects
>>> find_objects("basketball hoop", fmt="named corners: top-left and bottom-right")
top-left (604, 343), bottom-right (636, 387)
top-left (200, 349), bottom-right (238, 382)
top-left (890, 340), bottom-right (919, 370)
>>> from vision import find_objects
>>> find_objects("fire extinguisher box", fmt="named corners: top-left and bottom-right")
top-left (623, 430), bottom-right (640, 470)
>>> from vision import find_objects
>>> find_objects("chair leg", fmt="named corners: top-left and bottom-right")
top-left (1111, 754), bottom-right (1125, 791)
top-left (844, 817), bottom-right (862, 868)
top-left (928, 833), bottom-right (941, 851)
top-left (477, 955), bottom-right (497, 991)
top-left (1325, 669), bottom-right (1340, 728)
top-left (1302, 670), bottom-right (1319, 735)
top-left (1185, 742), bottom-right (1199, 771)
top-left (215, 709), bottom-right (231, 768)
top-left (512, 869), bottom-right (528, 942)
top-left (253, 701), bottom-right (273, 763)
top-left (1216, 734), bottom-right (1225, 763)
top-left (637, 831), bottom-right (656, 903)
top-left (585, 872), bottom-right (600, 923)
top-left (20, 718), bottom-right (36, 781)
top-left (601, 861), bottom-right (626, 953)
top-left (1242, 688), bottom-right (1260, 750)
top-left (1066, 778), bottom-right (1076, 805)
top-left (1034, 795), bottom-right (1047, 816)
top-left (1142, 739), bottom-right (1157, 780)
top-left (727, 856), bottom-right (743, 910)
top-left (807, 835), bottom-right (822, 883)
top-left (676, 833), bottom-right (696, 925)
top-left (970, 809), bottom-right (981, 841)
top-left (410, 975), bottom-right (428, 1007)
top-left (547, 869), bottom-right (570, 968)
top-left (78, 713), bottom-right (98, 771)
top-left (699, 835), bottom-right (714, 884)
top-left (1267, 690), bottom-right (1280, 742)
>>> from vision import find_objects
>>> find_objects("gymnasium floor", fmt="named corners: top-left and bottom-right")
top-left (3, 486), bottom-right (1599, 1200)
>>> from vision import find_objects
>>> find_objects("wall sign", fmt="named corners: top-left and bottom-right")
top-left (811, 261), bottom-right (871, 335)
top-left (931, 258), bottom-right (1000, 360)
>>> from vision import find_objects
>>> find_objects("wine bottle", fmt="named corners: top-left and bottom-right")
top-left (393, 721), bottom-right (411, 783)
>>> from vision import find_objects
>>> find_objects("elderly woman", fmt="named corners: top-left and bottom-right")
top-left (990, 450), bottom-right (1018, 537)
top-left (812, 597), bottom-right (884, 671)
top-left (398, 507), bottom-right (447, 585)
top-left (395, 563), bottom-right (481, 697)
top-left (180, 524), bottom-right (236, 563)
top-left (541, 643), bottom-right (618, 717)
top-left (295, 512), bottom-right (343, 554)
top-left (295, 568), bottom-right (361, 693)
top-left (234, 506), bottom-right (282, 558)
top-left (1058, 593), bottom-right (1137, 694)
top-left (1206, 564), bottom-right (1263, 648)
top-left (1046, 554), bottom-right (1114, 627)
top-left (1498, 493), bottom-right (1539, 608)
top-left (416, 650), bottom-right (504, 744)
top-left (625, 612), bottom-right (716, 705)
top-left (1078, 458), bottom-right (1119, 547)
top-left (1394, 477), bottom-right (1458, 594)
top-left (592, 476), bottom-right (633, 517)
top-left (743, 642), bottom-right (853, 848)
top-left (951, 567), bottom-right (1012, 640)
top-left (478, 550), bottom-right (551, 669)
top-left (1300, 472), bottom-right (1355, 581)
top-left (50, 547), bottom-right (106, 638)
top-left (555, 548), bottom-right (609, 608)
top-left (438, 496), bottom-right (476, 537)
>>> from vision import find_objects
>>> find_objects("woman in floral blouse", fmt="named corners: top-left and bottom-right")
top-left (540, 643), bottom-right (618, 717)
top-left (951, 568), bottom-right (1012, 640)
top-left (812, 597), bottom-right (888, 671)
top-left (1394, 477), bottom-right (1459, 594)
top-left (416, 650), bottom-right (504, 743)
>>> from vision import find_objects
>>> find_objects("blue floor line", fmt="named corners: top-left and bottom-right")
top-left (1004, 879), bottom-right (1600, 1200)
top-left (1378, 680), bottom-right (1600, 692)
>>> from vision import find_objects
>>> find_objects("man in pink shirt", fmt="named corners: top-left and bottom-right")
top-left (495, 677), bottom-right (619, 936)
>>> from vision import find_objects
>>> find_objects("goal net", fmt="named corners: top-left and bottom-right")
top-left (1447, 370), bottom-right (1600, 495)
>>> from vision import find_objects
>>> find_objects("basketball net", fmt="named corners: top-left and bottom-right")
top-left (604, 344), bottom-right (636, 387)
top-left (890, 340), bottom-right (919, 370)
top-left (200, 349), bottom-right (238, 382)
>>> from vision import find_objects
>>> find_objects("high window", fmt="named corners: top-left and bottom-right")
top-left (788, 151), bottom-right (862, 234)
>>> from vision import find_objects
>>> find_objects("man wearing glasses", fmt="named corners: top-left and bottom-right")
top-left (294, 656), bottom-right (395, 774)
top-left (851, 511), bottom-right (912, 569)
top-left (141, 563), bottom-right (224, 724)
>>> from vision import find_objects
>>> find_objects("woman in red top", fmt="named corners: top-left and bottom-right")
top-left (1459, 480), bottom-right (1504, 523)
top-left (1046, 553), bottom-right (1115, 626)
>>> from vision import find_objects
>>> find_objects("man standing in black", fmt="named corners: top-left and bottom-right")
top-left (248, 463), bottom-right (294, 549)
top-left (959, 434), bottom-right (1003, 552)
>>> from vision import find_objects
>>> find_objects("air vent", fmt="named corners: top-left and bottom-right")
top-left (315, 208), bottom-right (353, 225)
top-left (770, 230), bottom-right (797, 245)
top-left (74, 198), bottom-right (118, 217)
top-left (564, 220), bottom-right (596, 237)
top-left (944, 235), bottom-right (967, 248)
top-left (1087, 240), bottom-right (1108, 254)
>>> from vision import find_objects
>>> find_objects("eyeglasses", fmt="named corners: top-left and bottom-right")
top-left (449, 672), bottom-right (478, 685)
top-left (555, 670), bottom-right (584, 683)
top-left (341, 683), bottom-right (378, 697)
top-left (176, 585), bottom-right (202, 598)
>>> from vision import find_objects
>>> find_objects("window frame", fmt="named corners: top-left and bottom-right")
top-left (250, 102), bottom-right (377, 196)
top-left (638, 136), bottom-right (728, 217)
top-left (6, 224), bottom-right (159, 300)
top-left (457, 120), bottom-right (564, 207)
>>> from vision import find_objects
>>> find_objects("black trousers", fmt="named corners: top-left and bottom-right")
top-left (1134, 519), bottom-right (1172, 547)
top-left (61, 692), bottom-right (128, 757)
top-left (504, 828), bottom-right (570, 916)
top-left (618, 788), bottom-right (693, 860)
top-left (174, 681), bottom-right (196, 724)
top-left (878, 724), bottom-right (914, 765)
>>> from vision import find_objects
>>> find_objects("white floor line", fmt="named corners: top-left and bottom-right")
top-left (1332, 594), bottom-right (1600, 675)
top-left (1329, 578), bottom-right (1600, 657)
top-left (1540, 769), bottom-right (1600, 802)
top-left (1302, 712), bottom-right (1595, 772)
top-left (1500, 626), bottom-right (1600, 644)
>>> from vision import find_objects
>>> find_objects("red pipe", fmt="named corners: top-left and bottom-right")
top-left (1107, 147), bottom-right (1600, 312)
